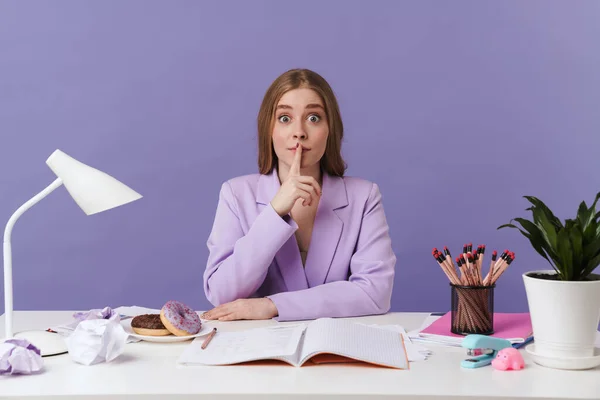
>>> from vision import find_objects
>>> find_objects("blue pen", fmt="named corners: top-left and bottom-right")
top-left (512, 336), bottom-right (534, 349)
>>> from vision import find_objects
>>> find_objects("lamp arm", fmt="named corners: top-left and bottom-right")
top-left (3, 178), bottom-right (63, 339)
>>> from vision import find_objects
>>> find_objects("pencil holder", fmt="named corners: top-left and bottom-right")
top-left (450, 284), bottom-right (495, 335)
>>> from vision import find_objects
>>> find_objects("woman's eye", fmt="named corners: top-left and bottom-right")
top-left (308, 114), bottom-right (321, 123)
top-left (278, 115), bottom-right (290, 123)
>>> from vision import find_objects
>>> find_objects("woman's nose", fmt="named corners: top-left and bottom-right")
top-left (293, 129), bottom-right (307, 140)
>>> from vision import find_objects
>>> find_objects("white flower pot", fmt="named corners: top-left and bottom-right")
top-left (523, 270), bottom-right (600, 360)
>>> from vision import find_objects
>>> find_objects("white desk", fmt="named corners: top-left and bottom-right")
top-left (1, 311), bottom-right (599, 399)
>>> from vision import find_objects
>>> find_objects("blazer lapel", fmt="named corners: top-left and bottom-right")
top-left (304, 173), bottom-right (348, 288)
top-left (256, 168), bottom-right (309, 292)
top-left (256, 169), bottom-right (279, 207)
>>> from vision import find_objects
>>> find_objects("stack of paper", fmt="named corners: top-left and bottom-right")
top-left (366, 324), bottom-right (431, 361)
top-left (408, 312), bottom-right (533, 348)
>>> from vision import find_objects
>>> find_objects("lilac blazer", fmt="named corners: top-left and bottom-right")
top-left (203, 168), bottom-right (396, 321)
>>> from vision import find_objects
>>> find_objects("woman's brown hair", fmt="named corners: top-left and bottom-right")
top-left (257, 69), bottom-right (346, 176)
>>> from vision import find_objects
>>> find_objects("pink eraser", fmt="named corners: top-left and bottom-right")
top-left (491, 348), bottom-right (525, 371)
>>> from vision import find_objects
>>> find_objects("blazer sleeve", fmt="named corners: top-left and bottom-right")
top-left (203, 181), bottom-right (298, 306)
top-left (267, 183), bottom-right (396, 321)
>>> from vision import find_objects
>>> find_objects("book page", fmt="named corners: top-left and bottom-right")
top-left (177, 324), bottom-right (306, 366)
top-left (278, 328), bottom-right (307, 366)
top-left (299, 318), bottom-right (409, 369)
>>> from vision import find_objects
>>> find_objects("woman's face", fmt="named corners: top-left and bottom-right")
top-left (272, 88), bottom-right (329, 172)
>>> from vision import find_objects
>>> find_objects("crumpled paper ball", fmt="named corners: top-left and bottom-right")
top-left (0, 339), bottom-right (44, 375)
top-left (73, 306), bottom-right (118, 322)
top-left (65, 313), bottom-right (128, 366)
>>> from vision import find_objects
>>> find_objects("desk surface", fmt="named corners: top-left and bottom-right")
top-left (1, 311), bottom-right (599, 399)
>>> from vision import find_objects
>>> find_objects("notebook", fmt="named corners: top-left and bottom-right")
top-left (415, 312), bottom-right (532, 346)
top-left (177, 318), bottom-right (409, 369)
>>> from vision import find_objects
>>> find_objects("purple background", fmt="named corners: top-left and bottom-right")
top-left (1, 1), bottom-right (599, 315)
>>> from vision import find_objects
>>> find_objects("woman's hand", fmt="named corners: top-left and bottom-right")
top-left (270, 143), bottom-right (321, 217)
top-left (201, 298), bottom-right (279, 321)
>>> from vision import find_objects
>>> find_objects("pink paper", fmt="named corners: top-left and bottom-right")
top-left (421, 313), bottom-right (533, 340)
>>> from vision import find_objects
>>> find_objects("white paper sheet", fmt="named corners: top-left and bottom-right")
top-left (178, 324), bottom-right (306, 366)
top-left (299, 318), bottom-right (409, 368)
top-left (365, 324), bottom-right (432, 361)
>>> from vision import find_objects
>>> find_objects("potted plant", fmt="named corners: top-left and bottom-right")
top-left (498, 191), bottom-right (600, 368)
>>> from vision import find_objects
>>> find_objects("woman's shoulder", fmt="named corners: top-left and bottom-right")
top-left (224, 173), bottom-right (262, 187)
top-left (340, 175), bottom-right (381, 196)
top-left (220, 173), bottom-right (262, 196)
top-left (337, 175), bottom-right (387, 210)
top-left (341, 175), bottom-right (374, 188)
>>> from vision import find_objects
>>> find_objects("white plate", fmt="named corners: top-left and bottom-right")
top-left (122, 318), bottom-right (210, 343)
top-left (525, 344), bottom-right (600, 370)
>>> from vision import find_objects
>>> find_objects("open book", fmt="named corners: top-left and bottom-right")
top-left (177, 318), bottom-right (409, 369)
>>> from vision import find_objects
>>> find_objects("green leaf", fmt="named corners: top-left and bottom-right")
top-left (577, 200), bottom-right (589, 219)
top-left (583, 235), bottom-right (600, 261)
top-left (503, 191), bottom-right (600, 281)
top-left (565, 219), bottom-right (577, 229)
top-left (499, 219), bottom-right (555, 267)
top-left (533, 206), bottom-right (558, 250)
top-left (556, 228), bottom-right (573, 280)
top-left (523, 196), bottom-right (564, 229)
top-left (585, 191), bottom-right (600, 237)
top-left (589, 191), bottom-right (600, 211)
top-left (577, 192), bottom-right (600, 234)
top-left (570, 226), bottom-right (583, 279)
top-left (582, 251), bottom-right (600, 278)
top-left (514, 217), bottom-right (558, 260)
top-left (583, 218), bottom-right (598, 241)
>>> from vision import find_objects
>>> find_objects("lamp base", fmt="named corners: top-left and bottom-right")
top-left (13, 330), bottom-right (68, 357)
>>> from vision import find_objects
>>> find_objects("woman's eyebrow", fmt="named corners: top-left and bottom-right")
top-left (275, 103), bottom-right (324, 111)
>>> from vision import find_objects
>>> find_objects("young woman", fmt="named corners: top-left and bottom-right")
top-left (202, 69), bottom-right (396, 321)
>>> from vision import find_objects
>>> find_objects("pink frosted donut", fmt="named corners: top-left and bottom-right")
top-left (159, 300), bottom-right (201, 336)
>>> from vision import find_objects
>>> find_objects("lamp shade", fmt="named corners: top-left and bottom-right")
top-left (45, 149), bottom-right (142, 215)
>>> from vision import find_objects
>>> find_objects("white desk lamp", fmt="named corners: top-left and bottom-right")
top-left (3, 149), bottom-right (142, 356)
